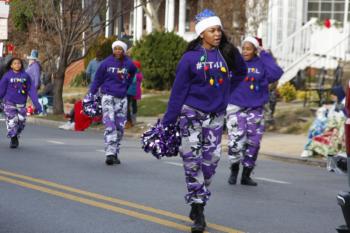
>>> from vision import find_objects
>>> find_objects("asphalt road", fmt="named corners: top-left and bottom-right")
top-left (0, 122), bottom-right (347, 233)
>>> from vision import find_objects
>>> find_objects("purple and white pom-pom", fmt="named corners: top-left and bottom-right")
top-left (83, 93), bottom-right (102, 117)
top-left (141, 119), bottom-right (181, 159)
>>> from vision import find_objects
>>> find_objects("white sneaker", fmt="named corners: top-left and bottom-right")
top-left (301, 150), bottom-right (312, 158)
top-left (59, 121), bottom-right (75, 130)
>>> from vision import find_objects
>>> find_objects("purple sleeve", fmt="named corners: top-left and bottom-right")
top-left (231, 48), bottom-right (247, 81)
top-left (27, 63), bottom-right (41, 89)
top-left (127, 61), bottom-right (137, 86)
top-left (27, 74), bottom-right (42, 112)
top-left (89, 62), bottom-right (105, 95)
top-left (136, 72), bottom-right (143, 82)
top-left (162, 56), bottom-right (191, 126)
top-left (260, 51), bottom-right (284, 83)
top-left (0, 72), bottom-right (9, 99)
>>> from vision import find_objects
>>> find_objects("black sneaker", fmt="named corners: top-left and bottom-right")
top-left (114, 155), bottom-right (121, 165)
top-left (105, 155), bottom-right (116, 165)
top-left (10, 136), bottom-right (19, 149)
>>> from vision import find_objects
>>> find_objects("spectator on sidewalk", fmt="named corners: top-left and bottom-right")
top-left (59, 98), bottom-right (102, 131)
top-left (301, 85), bottom-right (346, 158)
top-left (264, 81), bottom-right (279, 125)
top-left (38, 74), bottom-right (54, 115)
top-left (126, 60), bottom-right (143, 128)
top-left (86, 50), bottom-right (103, 85)
top-left (26, 49), bottom-right (42, 91)
top-left (0, 57), bottom-right (42, 148)
top-left (88, 40), bottom-right (137, 165)
top-left (226, 36), bottom-right (283, 186)
top-left (161, 9), bottom-right (246, 233)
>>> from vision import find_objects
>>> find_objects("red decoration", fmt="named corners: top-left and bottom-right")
top-left (7, 43), bottom-right (14, 54)
top-left (27, 106), bottom-right (34, 116)
top-left (218, 78), bottom-right (223, 85)
top-left (251, 77), bottom-right (255, 81)
top-left (324, 19), bottom-right (331, 28)
top-left (74, 100), bottom-right (93, 131)
top-left (204, 66), bottom-right (209, 71)
top-left (245, 77), bottom-right (249, 82)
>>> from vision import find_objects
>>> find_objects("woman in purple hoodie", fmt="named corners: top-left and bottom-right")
top-left (162, 9), bottom-right (246, 233)
top-left (0, 57), bottom-right (42, 148)
top-left (226, 36), bottom-right (284, 186)
top-left (89, 40), bottom-right (136, 166)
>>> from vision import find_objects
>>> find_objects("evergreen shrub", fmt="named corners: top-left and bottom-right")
top-left (131, 31), bottom-right (188, 90)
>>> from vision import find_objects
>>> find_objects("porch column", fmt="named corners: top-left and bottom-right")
top-left (165, 0), bottom-right (175, 31)
top-left (146, 2), bottom-right (153, 33)
top-left (178, 0), bottom-right (186, 36)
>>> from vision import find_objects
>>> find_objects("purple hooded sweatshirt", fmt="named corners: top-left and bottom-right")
top-left (229, 51), bottom-right (284, 107)
top-left (89, 55), bottom-right (137, 97)
top-left (162, 45), bottom-right (246, 125)
top-left (26, 61), bottom-right (41, 90)
top-left (0, 70), bottom-right (42, 110)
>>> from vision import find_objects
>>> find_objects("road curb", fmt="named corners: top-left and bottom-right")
top-left (27, 117), bottom-right (326, 167)
top-left (27, 117), bottom-right (64, 128)
top-left (260, 152), bottom-right (327, 167)
top-left (27, 116), bottom-right (142, 139)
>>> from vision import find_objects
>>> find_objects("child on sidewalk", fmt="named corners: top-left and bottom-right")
top-left (0, 57), bottom-right (42, 148)
top-left (126, 60), bottom-right (143, 128)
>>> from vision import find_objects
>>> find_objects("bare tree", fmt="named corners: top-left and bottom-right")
top-left (31, 0), bottom-right (111, 114)
top-left (202, 0), bottom-right (246, 45)
top-left (245, 0), bottom-right (269, 35)
top-left (141, 0), bottom-right (163, 31)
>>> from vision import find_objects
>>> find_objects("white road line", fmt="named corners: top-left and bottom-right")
top-left (96, 149), bottom-right (105, 153)
top-left (0, 119), bottom-right (5, 122)
top-left (165, 162), bottom-right (290, 184)
top-left (47, 140), bottom-right (65, 145)
top-left (164, 161), bottom-right (183, 167)
top-left (255, 177), bottom-right (290, 184)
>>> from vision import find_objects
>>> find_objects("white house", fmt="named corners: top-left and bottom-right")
top-left (105, 0), bottom-right (198, 42)
top-left (260, 0), bottom-right (350, 85)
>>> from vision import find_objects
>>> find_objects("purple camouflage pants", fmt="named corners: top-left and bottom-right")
top-left (101, 95), bottom-right (127, 156)
top-left (4, 101), bottom-right (27, 138)
top-left (179, 105), bottom-right (224, 204)
top-left (226, 104), bottom-right (265, 168)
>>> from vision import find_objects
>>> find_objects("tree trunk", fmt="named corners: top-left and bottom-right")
top-left (53, 69), bottom-right (65, 114)
top-left (142, 0), bottom-right (162, 31)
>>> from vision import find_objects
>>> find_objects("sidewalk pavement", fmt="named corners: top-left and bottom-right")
top-left (26, 116), bottom-right (326, 167)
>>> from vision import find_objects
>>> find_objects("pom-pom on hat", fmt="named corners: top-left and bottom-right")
top-left (195, 9), bottom-right (222, 36)
top-left (133, 60), bottom-right (141, 69)
top-left (112, 40), bottom-right (127, 53)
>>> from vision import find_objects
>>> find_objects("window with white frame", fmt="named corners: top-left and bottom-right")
top-left (307, 0), bottom-right (348, 22)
